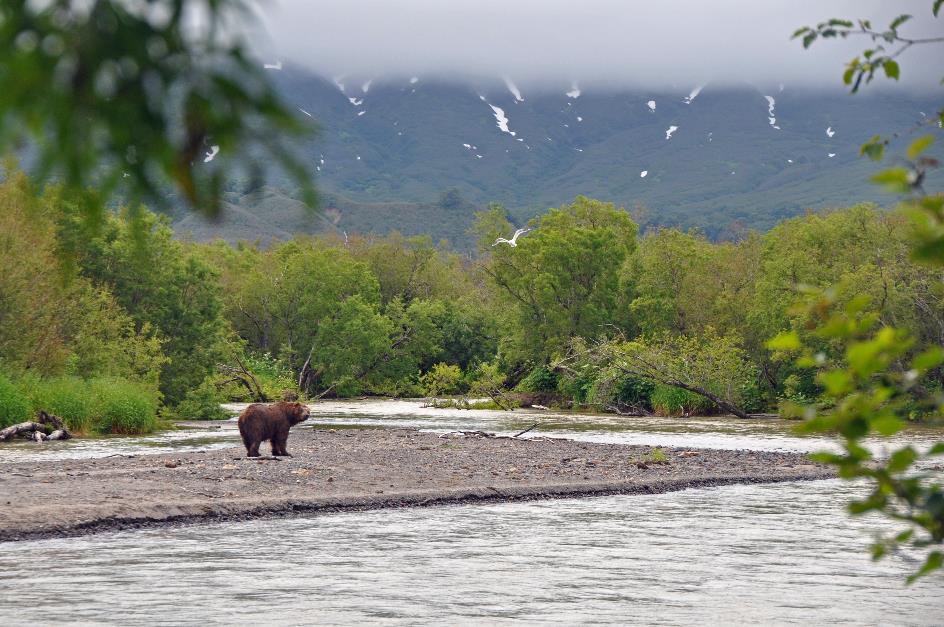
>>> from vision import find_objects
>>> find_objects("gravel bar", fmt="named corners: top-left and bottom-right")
top-left (0, 428), bottom-right (834, 541)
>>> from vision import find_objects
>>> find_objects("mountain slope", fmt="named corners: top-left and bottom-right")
top-left (180, 68), bottom-right (942, 246)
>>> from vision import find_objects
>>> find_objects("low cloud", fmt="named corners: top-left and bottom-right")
top-left (253, 0), bottom-right (942, 89)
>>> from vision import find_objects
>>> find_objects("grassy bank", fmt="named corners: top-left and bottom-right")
top-left (0, 373), bottom-right (160, 435)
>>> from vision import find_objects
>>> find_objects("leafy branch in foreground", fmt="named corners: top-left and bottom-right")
top-left (0, 0), bottom-right (316, 219)
top-left (790, 2), bottom-right (944, 582)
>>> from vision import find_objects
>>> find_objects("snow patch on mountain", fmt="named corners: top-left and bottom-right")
top-left (764, 96), bottom-right (781, 129)
top-left (480, 96), bottom-right (517, 137)
top-left (566, 82), bottom-right (581, 99)
top-left (263, 61), bottom-right (282, 70)
top-left (298, 108), bottom-right (312, 117)
top-left (683, 85), bottom-right (703, 104)
top-left (204, 145), bottom-right (220, 163)
top-left (503, 77), bottom-right (524, 102)
top-left (826, 126), bottom-right (835, 138)
top-left (361, 80), bottom-right (372, 93)
top-left (640, 170), bottom-right (648, 178)
top-left (409, 76), bottom-right (419, 84)
top-left (647, 100), bottom-right (656, 112)
top-left (665, 125), bottom-right (678, 140)
top-left (348, 97), bottom-right (363, 107)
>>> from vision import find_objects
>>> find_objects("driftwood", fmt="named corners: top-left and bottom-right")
top-left (0, 422), bottom-right (45, 441)
top-left (0, 411), bottom-right (72, 443)
top-left (513, 423), bottom-right (539, 438)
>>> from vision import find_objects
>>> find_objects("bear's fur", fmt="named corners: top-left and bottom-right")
top-left (237, 401), bottom-right (310, 457)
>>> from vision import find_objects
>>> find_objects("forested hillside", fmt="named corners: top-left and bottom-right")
top-left (170, 68), bottom-right (942, 247)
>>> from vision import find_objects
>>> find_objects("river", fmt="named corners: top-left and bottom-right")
top-left (0, 400), bottom-right (941, 624)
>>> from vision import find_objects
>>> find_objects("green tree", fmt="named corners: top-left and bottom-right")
top-left (58, 202), bottom-right (229, 404)
top-left (477, 196), bottom-right (638, 365)
top-left (0, 0), bottom-right (315, 217)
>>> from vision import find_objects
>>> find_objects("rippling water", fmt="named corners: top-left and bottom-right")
top-left (0, 400), bottom-right (941, 624)
top-left (0, 480), bottom-right (938, 625)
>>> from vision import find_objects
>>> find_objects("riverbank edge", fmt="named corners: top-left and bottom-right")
top-left (0, 471), bottom-right (834, 543)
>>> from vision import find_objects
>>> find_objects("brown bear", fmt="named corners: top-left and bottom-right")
top-left (237, 401), bottom-right (310, 457)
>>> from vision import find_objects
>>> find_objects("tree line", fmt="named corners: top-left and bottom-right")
top-left (1, 173), bottom-right (941, 432)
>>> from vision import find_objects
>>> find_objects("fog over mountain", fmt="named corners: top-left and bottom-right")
top-left (254, 0), bottom-right (942, 89)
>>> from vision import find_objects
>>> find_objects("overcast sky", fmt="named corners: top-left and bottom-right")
top-left (252, 0), bottom-right (942, 90)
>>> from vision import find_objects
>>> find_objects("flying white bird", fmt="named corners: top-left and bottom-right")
top-left (492, 228), bottom-right (532, 247)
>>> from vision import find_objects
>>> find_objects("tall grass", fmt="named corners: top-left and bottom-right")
top-left (650, 384), bottom-right (713, 417)
top-left (2, 372), bottom-right (161, 435)
top-left (90, 378), bottom-right (159, 434)
top-left (0, 372), bottom-right (31, 428)
top-left (29, 376), bottom-right (96, 434)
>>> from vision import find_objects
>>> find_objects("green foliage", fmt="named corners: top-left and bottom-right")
top-left (646, 447), bottom-right (669, 464)
top-left (517, 366), bottom-right (559, 394)
top-left (477, 196), bottom-right (638, 363)
top-left (789, 1), bottom-right (944, 581)
top-left (165, 378), bottom-right (229, 421)
top-left (61, 203), bottom-right (230, 404)
top-left (0, 371), bottom-right (31, 428)
top-left (238, 352), bottom-right (297, 402)
top-left (0, 0), bottom-right (315, 217)
top-left (90, 378), bottom-right (159, 435)
top-left (27, 376), bottom-right (96, 434)
top-left (597, 329), bottom-right (759, 416)
top-left (650, 385), bottom-right (712, 417)
top-left (420, 363), bottom-right (464, 397)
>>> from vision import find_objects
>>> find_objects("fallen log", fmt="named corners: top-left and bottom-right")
top-left (0, 411), bottom-right (72, 443)
top-left (0, 422), bottom-right (46, 442)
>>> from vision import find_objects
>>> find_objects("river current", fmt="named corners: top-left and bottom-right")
top-left (0, 400), bottom-right (941, 625)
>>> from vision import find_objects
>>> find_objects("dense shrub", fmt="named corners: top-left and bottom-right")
top-left (165, 379), bottom-right (229, 421)
top-left (516, 366), bottom-right (559, 394)
top-left (0, 372), bottom-right (31, 428)
top-left (90, 379), bottom-right (159, 434)
top-left (420, 363), bottom-right (464, 396)
top-left (650, 384), bottom-right (713, 416)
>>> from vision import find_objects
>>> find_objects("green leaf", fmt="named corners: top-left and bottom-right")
top-left (843, 66), bottom-right (856, 85)
top-left (928, 443), bottom-right (944, 456)
top-left (895, 529), bottom-right (914, 543)
top-left (860, 136), bottom-right (886, 161)
top-left (936, 0), bottom-right (944, 17)
top-left (767, 331), bottom-right (801, 351)
top-left (889, 15), bottom-right (911, 30)
top-left (886, 447), bottom-right (917, 473)
top-left (907, 135), bottom-right (935, 160)
top-left (869, 167), bottom-right (910, 193)
top-left (792, 27), bottom-right (811, 38)
top-left (883, 60), bottom-right (900, 80)
top-left (912, 346), bottom-right (944, 371)
top-left (906, 551), bottom-right (942, 584)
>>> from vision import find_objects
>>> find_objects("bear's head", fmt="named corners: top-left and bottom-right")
top-left (286, 402), bottom-right (310, 426)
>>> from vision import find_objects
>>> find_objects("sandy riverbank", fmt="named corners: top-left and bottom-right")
top-left (0, 428), bottom-right (834, 541)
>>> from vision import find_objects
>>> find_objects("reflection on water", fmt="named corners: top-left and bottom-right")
top-left (0, 479), bottom-right (938, 625)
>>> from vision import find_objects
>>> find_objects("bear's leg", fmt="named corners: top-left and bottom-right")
top-left (241, 431), bottom-right (254, 456)
top-left (272, 425), bottom-right (291, 457)
top-left (247, 439), bottom-right (261, 457)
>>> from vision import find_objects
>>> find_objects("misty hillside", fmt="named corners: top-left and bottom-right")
top-left (174, 67), bottom-right (942, 247)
